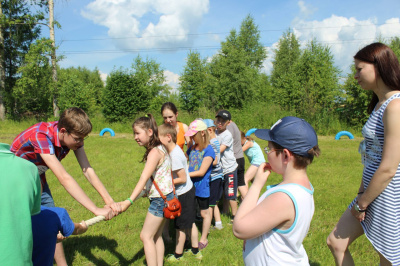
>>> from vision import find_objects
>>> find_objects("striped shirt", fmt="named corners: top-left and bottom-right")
top-left (10, 121), bottom-right (70, 185)
top-left (351, 93), bottom-right (400, 265)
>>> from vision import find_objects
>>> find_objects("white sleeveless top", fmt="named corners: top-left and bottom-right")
top-left (243, 183), bottom-right (314, 266)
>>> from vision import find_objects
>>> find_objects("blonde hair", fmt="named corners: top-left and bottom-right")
top-left (159, 123), bottom-right (177, 143)
top-left (58, 107), bottom-right (92, 135)
top-left (193, 129), bottom-right (210, 151)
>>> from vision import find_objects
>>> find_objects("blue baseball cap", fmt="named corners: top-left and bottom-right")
top-left (203, 119), bottom-right (216, 128)
top-left (255, 116), bottom-right (318, 157)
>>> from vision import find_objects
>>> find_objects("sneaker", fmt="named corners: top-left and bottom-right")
top-left (166, 254), bottom-right (184, 262)
top-left (228, 219), bottom-right (234, 225)
top-left (184, 249), bottom-right (203, 259)
top-left (214, 224), bottom-right (224, 230)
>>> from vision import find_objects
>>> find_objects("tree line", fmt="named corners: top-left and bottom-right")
top-left (1, 2), bottom-right (400, 129)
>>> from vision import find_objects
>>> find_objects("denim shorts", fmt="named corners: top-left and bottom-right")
top-left (41, 182), bottom-right (56, 207)
top-left (148, 192), bottom-right (174, 218)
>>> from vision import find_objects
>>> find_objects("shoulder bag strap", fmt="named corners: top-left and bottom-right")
top-left (150, 171), bottom-right (176, 202)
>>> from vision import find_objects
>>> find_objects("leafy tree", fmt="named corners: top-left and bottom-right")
top-left (102, 56), bottom-right (166, 121)
top-left (1, 0), bottom-right (46, 116)
top-left (12, 38), bottom-right (53, 117)
top-left (340, 67), bottom-right (371, 126)
top-left (270, 29), bottom-right (301, 109)
top-left (57, 66), bottom-right (104, 115)
top-left (208, 15), bottom-right (267, 109)
top-left (179, 50), bottom-right (209, 112)
top-left (389, 37), bottom-right (400, 59)
top-left (294, 40), bottom-right (340, 120)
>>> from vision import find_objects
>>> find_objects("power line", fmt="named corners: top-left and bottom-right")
top-left (59, 21), bottom-right (399, 42)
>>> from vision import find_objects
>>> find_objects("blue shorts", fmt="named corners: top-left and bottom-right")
top-left (148, 192), bottom-right (174, 218)
top-left (41, 182), bottom-right (55, 207)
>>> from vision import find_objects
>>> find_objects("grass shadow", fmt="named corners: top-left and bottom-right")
top-left (310, 261), bottom-right (321, 266)
top-left (64, 235), bottom-right (145, 265)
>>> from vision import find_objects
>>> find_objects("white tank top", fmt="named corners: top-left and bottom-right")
top-left (243, 183), bottom-right (314, 265)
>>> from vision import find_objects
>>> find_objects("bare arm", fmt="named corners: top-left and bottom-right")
top-left (120, 148), bottom-right (163, 212)
top-left (242, 141), bottom-right (252, 152)
top-left (357, 99), bottom-right (400, 210)
top-left (212, 155), bottom-right (219, 166)
top-left (40, 154), bottom-right (113, 220)
top-left (220, 144), bottom-right (227, 153)
top-left (173, 168), bottom-right (187, 185)
top-left (74, 147), bottom-right (115, 205)
top-left (189, 156), bottom-right (214, 178)
top-left (233, 163), bottom-right (294, 240)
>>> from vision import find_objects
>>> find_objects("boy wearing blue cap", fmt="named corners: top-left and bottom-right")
top-left (232, 116), bottom-right (320, 265)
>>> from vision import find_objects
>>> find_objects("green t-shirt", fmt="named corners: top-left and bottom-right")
top-left (0, 143), bottom-right (42, 266)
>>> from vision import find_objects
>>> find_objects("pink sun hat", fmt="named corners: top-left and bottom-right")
top-left (184, 119), bottom-right (207, 137)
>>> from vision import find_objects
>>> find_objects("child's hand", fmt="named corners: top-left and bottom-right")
top-left (119, 200), bottom-right (132, 212)
top-left (79, 221), bottom-right (88, 234)
top-left (254, 163), bottom-right (271, 187)
top-left (95, 206), bottom-right (114, 220)
top-left (107, 202), bottom-right (122, 216)
top-left (56, 232), bottom-right (66, 243)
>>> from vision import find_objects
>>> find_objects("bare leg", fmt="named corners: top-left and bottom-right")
top-left (211, 205), bottom-right (222, 224)
top-left (229, 199), bottom-right (238, 217)
top-left (200, 208), bottom-right (211, 243)
top-left (175, 229), bottom-right (186, 254)
top-left (326, 208), bottom-right (364, 266)
top-left (190, 223), bottom-right (199, 248)
top-left (154, 219), bottom-right (166, 266)
top-left (54, 242), bottom-right (67, 266)
top-left (140, 212), bottom-right (165, 266)
top-left (379, 252), bottom-right (392, 266)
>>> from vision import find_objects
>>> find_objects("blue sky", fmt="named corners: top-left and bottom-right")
top-left (39, 0), bottom-right (400, 88)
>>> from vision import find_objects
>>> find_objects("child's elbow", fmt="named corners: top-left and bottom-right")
top-left (232, 223), bottom-right (247, 240)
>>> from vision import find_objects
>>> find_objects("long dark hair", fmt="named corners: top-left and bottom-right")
top-left (133, 113), bottom-right (161, 162)
top-left (161, 102), bottom-right (178, 115)
top-left (354, 42), bottom-right (400, 114)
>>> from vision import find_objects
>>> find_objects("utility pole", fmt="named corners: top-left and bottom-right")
top-left (49, 0), bottom-right (59, 117)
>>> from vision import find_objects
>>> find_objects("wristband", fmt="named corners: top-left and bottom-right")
top-left (357, 192), bottom-right (364, 194)
top-left (126, 198), bottom-right (133, 205)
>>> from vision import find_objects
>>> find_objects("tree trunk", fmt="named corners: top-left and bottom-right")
top-left (0, 3), bottom-right (6, 120)
top-left (49, 0), bottom-right (59, 117)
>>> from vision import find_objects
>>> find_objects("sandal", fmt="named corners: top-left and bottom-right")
top-left (198, 241), bottom-right (208, 250)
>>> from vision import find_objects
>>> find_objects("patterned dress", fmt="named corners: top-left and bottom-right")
top-left (350, 93), bottom-right (400, 265)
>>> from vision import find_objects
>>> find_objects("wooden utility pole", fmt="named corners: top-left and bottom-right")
top-left (0, 3), bottom-right (5, 120)
top-left (49, 0), bottom-right (59, 117)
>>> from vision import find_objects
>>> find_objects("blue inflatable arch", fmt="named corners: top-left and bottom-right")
top-left (99, 128), bottom-right (115, 137)
top-left (335, 131), bottom-right (354, 140)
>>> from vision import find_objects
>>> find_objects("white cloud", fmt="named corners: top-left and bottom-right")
top-left (99, 70), bottom-right (108, 83)
top-left (164, 70), bottom-right (180, 89)
top-left (297, 1), bottom-right (317, 19)
top-left (291, 15), bottom-right (400, 74)
top-left (81, 0), bottom-right (209, 51)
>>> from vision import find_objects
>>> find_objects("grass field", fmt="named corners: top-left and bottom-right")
top-left (0, 127), bottom-right (379, 265)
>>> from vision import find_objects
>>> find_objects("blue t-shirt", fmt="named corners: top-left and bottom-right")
top-left (31, 206), bottom-right (75, 266)
top-left (209, 138), bottom-right (223, 181)
top-left (187, 145), bottom-right (215, 198)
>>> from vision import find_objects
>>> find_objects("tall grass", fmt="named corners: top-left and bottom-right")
top-left (0, 128), bottom-right (378, 265)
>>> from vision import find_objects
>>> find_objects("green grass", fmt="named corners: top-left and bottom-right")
top-left (0, 126), bottom-right (378, 265)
